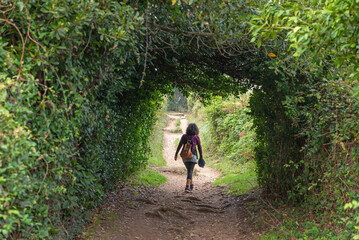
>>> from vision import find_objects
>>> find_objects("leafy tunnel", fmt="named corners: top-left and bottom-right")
top-left (1, 0), bottom-right (358, 238)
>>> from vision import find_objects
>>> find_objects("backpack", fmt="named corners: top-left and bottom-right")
top-left (180, 136), bottom-right (193, 159)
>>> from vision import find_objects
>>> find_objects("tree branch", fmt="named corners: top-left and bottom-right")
top-left (151, 23), bottom-right (216, 37)
top-left (0, 18), bottom-right (25, 79)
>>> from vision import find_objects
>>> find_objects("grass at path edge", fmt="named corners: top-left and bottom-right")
top-left (131, 108), bottom-right (168, 187)
top-left (130, 169), bottom-right (167, 187)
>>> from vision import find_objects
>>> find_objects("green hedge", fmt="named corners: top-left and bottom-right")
top-left (200, 94), bottom-right (255, 163)
top-left (0, 1), bottom-right (166, 238)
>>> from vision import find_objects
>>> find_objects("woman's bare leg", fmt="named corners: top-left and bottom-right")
top-left (186, 179), bottom-right (191, 186)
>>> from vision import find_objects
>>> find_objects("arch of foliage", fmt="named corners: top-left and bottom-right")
top-left (0, 1), bottom-right (167, 238)
top-left (250, 0), bottom-right (359, 232)
top-left (1, 0), bottom-right (358, 238)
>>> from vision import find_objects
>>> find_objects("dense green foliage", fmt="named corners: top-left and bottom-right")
top-left (0, 0), bottom-right (246, 238)
top-left (188, 94), bottom-right (257, 195)
top-left (249, 0), bottom-right (359, 237)
top-left (2, 0), bottom-right (359, 238)
top-left (143, 0), bottom-right (308, 199)
top-left (200, 94), bottom-right (255, 163)
top-left (149, 0), bottom-right (359, 236)
top-left (0, 1), bottom-right (167, 238)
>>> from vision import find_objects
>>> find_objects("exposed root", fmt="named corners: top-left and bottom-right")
top-left (145, 210), bottom-right (166, 220)
top-left (222, 203), bottom-right (232, 209)
top-left (196, 207), bottom-right (224, 213)
top-left (185, 196), bottom-right (202, 202)
top-left (145, 206), bottom-right (194, 223)
top-left (135, 197), bottom-right (155, 205)
top-left (158, 206), bottom-right (190, 221)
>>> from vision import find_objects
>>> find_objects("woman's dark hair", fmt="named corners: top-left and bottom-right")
top-left (186, 123), bottom-right (199, 136)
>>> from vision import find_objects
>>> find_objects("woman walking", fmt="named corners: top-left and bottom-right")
top-left (174, 123), bottom-right (203, 193)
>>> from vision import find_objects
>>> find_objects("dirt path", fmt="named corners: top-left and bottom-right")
top-left (87, 113), bottom-right (264, 239)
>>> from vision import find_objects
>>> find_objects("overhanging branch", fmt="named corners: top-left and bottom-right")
top-left (151, 23), bottom-right (216, 37)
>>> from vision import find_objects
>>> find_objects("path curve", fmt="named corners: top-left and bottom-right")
top-left (87, 113), bottom-right (263, 240)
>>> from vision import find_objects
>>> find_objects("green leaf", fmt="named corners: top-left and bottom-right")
top-left (293, 47), bottom-right (305, 57)
top-left (8, 210), bottom-right (20, 216)
top-left (293, 26), bottom-right (301, 33)
top-left (17, 1), bottom-right (24, 11)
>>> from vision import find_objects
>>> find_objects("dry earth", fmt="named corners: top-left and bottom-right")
top-left (84, 113), bottom-right (267, 240)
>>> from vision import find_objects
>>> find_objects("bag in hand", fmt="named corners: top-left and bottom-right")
top-left (180, 137), bottom-right (193, 159)
top-left (198, 158), bottom-right (205, 168)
